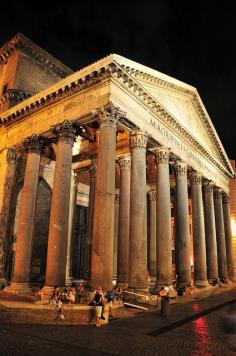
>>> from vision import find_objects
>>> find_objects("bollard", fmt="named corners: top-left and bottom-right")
top-left (161, 296), bottom-right (170, 317)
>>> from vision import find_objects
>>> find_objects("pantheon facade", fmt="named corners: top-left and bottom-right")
top-left (0, 34), bottom-right (235, 293)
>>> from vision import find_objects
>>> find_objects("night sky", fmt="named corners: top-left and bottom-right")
top-left (1, 2), bottom-right (235, 159)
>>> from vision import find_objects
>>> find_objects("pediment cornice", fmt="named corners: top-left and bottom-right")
top-left (0, 54), bottom-right (233, 179)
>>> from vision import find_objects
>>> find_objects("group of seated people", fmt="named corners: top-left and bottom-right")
top-left (35, 283), bottom-right (123, 324)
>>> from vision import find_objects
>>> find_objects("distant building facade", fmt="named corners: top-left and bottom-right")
top-left (0, 34), bottom-right (235, 293)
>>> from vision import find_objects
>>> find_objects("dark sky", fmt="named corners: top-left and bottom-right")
top-left (1, 2), bottom-right (235, 158)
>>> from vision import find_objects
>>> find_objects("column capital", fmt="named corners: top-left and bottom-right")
top-left (202, 180), bottom-right (215, 193)
top-left (93, 103), bottom-right (126, 129)
top-left (89, 161), bottom-right (97, 177)
top-left (53, 120), bottom-right (76, 146)
top-left (214, 187), bottom-right (223, 199)
top-left (23, 134), bottom-right (45, 153)
top-left (191, 171), bottom-right (202, 185)
top-left (119, 155), bottom-right (131, 171)
top-left (174, 161), bottom-right (187, 176)
top-left (222, 193), bottom-right (230, 204)
top-left (148, 189), bottom-right (157, 201)
top-left (153, 146), bottom-right (170, 164)
top-left (130, 129), bottom-right (148, 148)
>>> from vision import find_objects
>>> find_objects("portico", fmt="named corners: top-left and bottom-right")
top-left (0, 47), bottom-right (235, 293)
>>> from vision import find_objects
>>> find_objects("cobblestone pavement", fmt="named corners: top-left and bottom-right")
top-left (1, 287), bottom-right (236, 355)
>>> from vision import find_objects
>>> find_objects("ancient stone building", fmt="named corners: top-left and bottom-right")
top-left (0, 34), bottom-right (235, 293)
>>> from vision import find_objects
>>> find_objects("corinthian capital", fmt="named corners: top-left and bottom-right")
top-left (23, 134), bottom-right (45, 153)
top-left (222, 193), bottom-right (230, 204)
top-left (53, 120), bottom-right (76, 145)
top-left (92, 102), bottom-right (126, 128)
top-left (174, 161), bottom-right (187, 176)
top-left (148, 189), bottom-right (157, 201)
top-left (130, 129), bottom-right (148, 148)
top-left (153, 146), bottom-right (170, 164)
top-left (119, 156), bottom-right (131, 171)
top-left (191, 172), bottom-right (202, 185)
top-left (202, 180), bottom-right (215, 193)
top-left (214, 187), bottom-right (223, 199)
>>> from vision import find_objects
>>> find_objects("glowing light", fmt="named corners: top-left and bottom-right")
top-left (231, 218), bottom-right (236, 237)
top-left (193, 316), bottom-right (211, 354)
top-left (190, 256), bottom-right (194, 266)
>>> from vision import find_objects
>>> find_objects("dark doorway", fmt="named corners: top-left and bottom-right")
top-left (72, 205), bottom-right (87, 279)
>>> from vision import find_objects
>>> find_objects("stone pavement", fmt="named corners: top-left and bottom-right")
top-left (0, 284), bottom-right (236, 355)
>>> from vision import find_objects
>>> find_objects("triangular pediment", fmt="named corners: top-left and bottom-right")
top-left (111, 54), bottom-right (233, 176)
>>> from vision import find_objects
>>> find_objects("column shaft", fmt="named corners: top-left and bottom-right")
top-left (91, 105), bottom-right (121, 290)
top-left (191, 172), bottom-right (208, 286)
top-left (214, 188), bottom-right (228, 279)
top-left (84, 162), bottom-right (96, 282)
top-left (65, 170), bottom-right (78, 284)
top-left (117, 156), bottom-right (131, 287)
top-left (45, 121), bottom-right (75, 287)
top-left (0, 149), bottom-right (16, 282)
top-left (129, 130), bottom-right (148, 289)
top-left (203, 181), bottom-right (218, 282)
top-left (10, 136), bottom-right (43, 291)
top-left (148, 190), bottom-right (156, 280)
top-left (175, 162), bottom-right (191, 287)
top-left (223, 193), bottom-right (235, 281)
top-left (155, 147), bottom-right (173, 289)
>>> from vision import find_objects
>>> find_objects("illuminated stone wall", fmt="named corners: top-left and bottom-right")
top-left (229, 160), bottom-right (236, 268)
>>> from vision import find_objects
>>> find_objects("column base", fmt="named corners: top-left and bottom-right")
top-left (65, 276), bottom-right (74, 286)
top-left (155, 282), bottom-right (174, 292)
top-left (208, 278), bottom-right (219, 285)
top-left (116, 282), bottom-right (128, 289)
top-left (4, 282), bottom-right (32, 293)
top-left (0, 278), bottom-right (7, 289)
top-left (194, 279), bottom-right (209, 288)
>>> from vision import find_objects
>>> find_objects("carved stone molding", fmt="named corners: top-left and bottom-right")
top-left (222, 193), bottom-right (230, 204)
top-left (23, 134), bottom-right (45, 153)
top-left (89, 161), bottom-right (97, 178)
top-left (53, 120), bottom-right (76, 146)
top-left (119, 156), bottom-right (131, 171)
top-left (191, 172), bottom-right (202, 185)
top-left (148, 189), bottom-right (157, 201)
top-left (153, 146), bottom-right (170, 164)
top-left (214, 187), bottom-right (223, 200)
top-left (202, 180), bottom-right (215, 193)
top-left (130, 129), bottom-right (148, 149)
top-left (174, 161), bottom-right (187, 176)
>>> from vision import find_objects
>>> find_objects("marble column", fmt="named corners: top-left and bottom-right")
top-left (222, 193), bottom-right (236, 281)
top-left (129, 129), bottom-right (148, 290)
top-left (148, 189), bottom-right (156, 283)
top-left (117, 155), bottom-right (131, 287)
top-left (65, 170), bottom-right (78, 285)
top-left (45, 121), bottom-right (76, 289)
top-left (0, 149), bottom-right (17, 284)
top-left (91, 105), bottom-right (122, 290)
top-left (203, 181), bottom-right (218, 283)
top-left (174, 161), bottom-right (191, 287)
top-left (191, 172), bottom-right (208, 286)
top-left (113, 191), bottom-right (119, 281)
top-left (155, 147), bottom-right (173, 290)
top-left (214, 188), bottom-right (228, 280)
top-left (84, 162), bottom-right (96, 282)
top-left (8, 135), bottom-right (44, 292)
